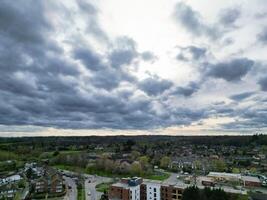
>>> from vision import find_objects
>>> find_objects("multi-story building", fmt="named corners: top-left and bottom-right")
top-left (108, 178), bottom-right (184, 200)
top-left (144, 181), bottom-right (161, 200)
top-left (109, 177), bottom-right (142, 200)
top-left (34, 168), bottom-right (64, 194)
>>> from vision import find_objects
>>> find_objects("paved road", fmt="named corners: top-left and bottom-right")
top-left (84, 175), bottom-right (112, 200)
top-left (64, 176), bottom-right (77, 200)
top-left (163, 172), bottom-right (179, 184)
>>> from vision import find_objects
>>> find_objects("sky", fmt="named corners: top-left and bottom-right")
top-left (0, 0), bottom-right (267, 137)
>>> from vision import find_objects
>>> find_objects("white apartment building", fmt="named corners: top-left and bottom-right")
top-left (145, 182), bottom-right (161, 200)
top-left (130, 185), bottom-right (140, 200)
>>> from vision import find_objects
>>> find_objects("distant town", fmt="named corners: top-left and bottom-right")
top-left (0, 135), bottom-right (266, 200)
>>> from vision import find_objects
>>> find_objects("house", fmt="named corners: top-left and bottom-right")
top-left (199, 177), bottom-right (215, 187)
top-left (0, 175), bottom-right (22, 186)
top-left (241, 176), bottom-right (261, 187)
top-left (0, 188), bottom-right (17, 199)
top-left (207, 172), bottom-right (241, 182)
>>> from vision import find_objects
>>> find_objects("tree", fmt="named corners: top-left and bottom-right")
top-left (209, 188), bottom-right (227, 200)
top-left (212, 160), bottom-right (226, 172)
top-left (130, 161), bottom-right (142, 176)
top-left (249, 167), bottom-right (257, 174)
top-left (139, 156), bottom-right (149, 170)
top-left (26, 168), bottom-right (33, 179)
top-left (131, 151), bottom-right (140, 160)
top-left (100, 191), bottom-right (108, 200)
top-left (160, 156), bottom-right (171, 169)
top-left (232, 168), bottom-right (240, 174)
top-left (182, 186), bottom-right (199, 200)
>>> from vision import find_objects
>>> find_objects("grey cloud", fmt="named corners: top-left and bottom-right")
top-left (139, 76), bottom-right (173, 96)
top-left (173, 2), bottom-right (220, 40)
top-left (258, 76), bottom-right (267, 91)
top-left (258, 27), bottom-right (267, 45)
top-left (73, 47), bottom-right (104, 71)
top-left (109, 37), bottom-right (138, 68)
top-left (141, 51), bottom-right (158, 63)
top-left (205, 58), bottom-right (254, 81)
top-left (218, 8), bottom-right (241, 26)
top-left (76, 0), bottom-right (109, 42)
top-left (229, 92), bottom-right (255, 101)
top-left (0, 0), bottom-right (50, 45)
top-left (176, 46), bottom-right (207, 61)
top-left (172, 82), bottom-right (200, 97)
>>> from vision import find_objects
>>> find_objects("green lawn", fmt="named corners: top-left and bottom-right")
top-left (54, 164), bottom-right (170, 181)
top-left (54, 165), bottom-right (86, 173)
top-left (96, 182), bottom-right (114, 192)
top-left (144, 172), bottom-right (170, 181)
top-left (40, 150), bottom-right (85, 159)
top-left (0, 150), bottom-right (19, 161)
top-left (77, 187), bottom-right (85, 200)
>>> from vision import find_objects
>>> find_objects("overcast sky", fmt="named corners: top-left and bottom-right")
top-left (1, 0), bottom-right (267, 136)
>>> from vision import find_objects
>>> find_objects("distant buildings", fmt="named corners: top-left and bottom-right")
top-left (0, 174), bottom-right (22, 199)
top-left (208, 172), bottom-right (263, 188)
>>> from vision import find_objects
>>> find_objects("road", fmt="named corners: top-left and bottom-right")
top-left (64, 176), bottom-right (77, 200)
top-left (84, 175), bottom-right (112, 200)
top-left (163, 172), bottom-right (180, 184)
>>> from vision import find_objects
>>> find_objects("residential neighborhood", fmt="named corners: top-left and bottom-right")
top-left (0, 136), bottom-right (267, 199)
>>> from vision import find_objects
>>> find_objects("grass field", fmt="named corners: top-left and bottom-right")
top-left (54, 164), bottom-right (170, 181)
top-left (77, 187), bottom-right (85, 200)
top-left (96, 182), bottom-right (114, 192)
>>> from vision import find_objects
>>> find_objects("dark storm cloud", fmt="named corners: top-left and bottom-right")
top-left (258, 76), bottom-right (267, 91)
top-left (258, 27), bottom-right (267, 45)
top-left (109, 36), bottom-right (139, 68)
top-left (173, 2), bottom-right (221, 40)
top-left (0, 0), bottom-right (50, 45)
top-left (218, 8), bottom-right (241, 26)
top-left (229, 92), bottom-right (255, 101)
top-left (73, 47), bottom-right (104, 71)
top-left (0, 0), bottom-right (210, 130)
top-left (139, 76), bottom-right (173, 96)
top-left (76, 0), bottom-right (109, 42)
top-left (176, 46), bottom-right (207, 61)
top-left (205, 58), bottom-right (254, 81)
top-left (171, 82), bottom-right (199, 97)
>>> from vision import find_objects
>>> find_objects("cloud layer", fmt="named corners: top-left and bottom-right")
top-left (0, 0), bottom-right (267, 135)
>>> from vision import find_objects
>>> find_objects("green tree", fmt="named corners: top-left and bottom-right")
top-left (139, 156), bottom-right (149, 169)
top-left (212, 160), bottom-right (226, 172)
top-left (160, 156), bottom-right (171, 169)
top-left (232, 168), bottom-right (240, 174)
top-left (130, 161), bottom-right (142, 176)
top-left (249, 167), bottom-right (257, 174)
top-left (26, 168), bottom-right (33, 179)
top-left (182, 186), bottom-right (199, 200)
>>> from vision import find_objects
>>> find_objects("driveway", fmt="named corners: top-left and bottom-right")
top-left (84, 175), bottom-right (112, 200)
top-left (64, 176), bottom-right (77, 200)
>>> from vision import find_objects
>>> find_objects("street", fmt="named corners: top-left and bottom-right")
top-left (64, 176), bottom-right (77, 200)
top-left (84, 175), bottom-right (112, 200)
